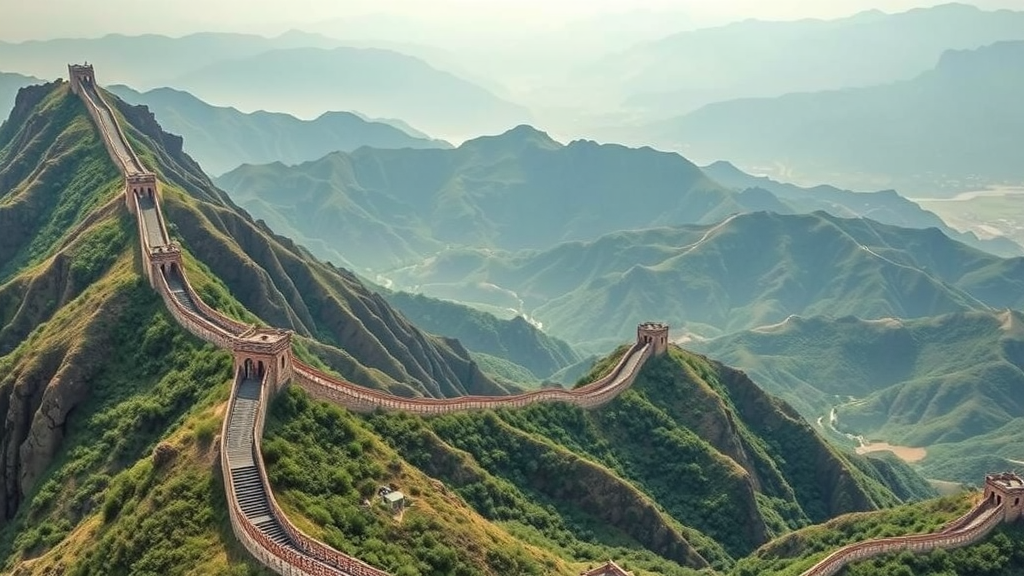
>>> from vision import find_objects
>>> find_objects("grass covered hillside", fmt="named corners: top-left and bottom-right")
top-left (381, 290), bottom-right (580, 381)
top-left (0, 81), bottom-right (270, 575)
top-left (691, 311), bottom-right (1024, 484)
top-left (0, 79), bottom-right (527, 572)
top-left (380, 210), bottom-right (1024, 350)
top-left (259, 347), bottom-right (930, 575)
top-left (215, 124), bottom-right (759, 271)
top-left (105, 86), bottom-right (510, 399)
top-left (107, 85), bottom-right (449, 176)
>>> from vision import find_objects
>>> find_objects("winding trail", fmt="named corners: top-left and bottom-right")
top-left (66, 65), bottom-right (1022, 576)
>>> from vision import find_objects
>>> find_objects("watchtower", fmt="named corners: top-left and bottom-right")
top-left (67, 63), bottom-right (96, 95)
top-left (127, 173), bottom-right (159, 212)
top-left (637, 322), bottom-right (669, 356)
top-left (149, 244), bottom-right (182, 290)
top-left (984, 472), bottom-right (1024, 523)
top-left (234, 328), bottom-right (293, 395)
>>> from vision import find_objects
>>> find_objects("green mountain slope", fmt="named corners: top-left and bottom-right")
top-left (381, 211), bottom-right (1024, 349)
top-left (0, 79), bottom-right (934, 575)
top-left (107, 85), bottom-right (449, 176)
top-left (702, 160), bottom-right (1024, 258)
top-left (108, 89), bottom-right (506, 399)
top-left (263, 348), bottom-right (919, 574)
top-left (381, 290), bottom-right (580, 380)
top-left (690, 310), bottom-right (1024, 483)
top-left (0, 80), bottom-right (269, 574)
top-left (642, 41), bottom-right (1024, 195)
top-left (215, 125), bottom-right (762, 271)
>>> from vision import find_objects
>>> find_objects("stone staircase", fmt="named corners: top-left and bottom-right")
top-left (226, 379), bottom-right (295, 550)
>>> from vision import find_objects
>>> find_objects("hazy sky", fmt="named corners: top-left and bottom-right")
top-left (1, 0), bottom-right (1020, 42)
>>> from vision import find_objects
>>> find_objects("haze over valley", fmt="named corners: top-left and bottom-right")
top-left (2, 2), bottom-right (1024, 575)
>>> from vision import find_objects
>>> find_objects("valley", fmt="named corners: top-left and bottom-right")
top-left (3, 3), bottom-right (1024, 575)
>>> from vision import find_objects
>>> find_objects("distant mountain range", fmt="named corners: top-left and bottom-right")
top-left (0, 31), bottom-right (345, 89)
top-left (580, 3), bottom-right (1024, 120)
top-left (0, 71), bottom-right (41, 123)
top-left (691, 310), bottom-right (1024, 484)
top-left (702, 160), bottom-right (1023, 257)
top-left (630, 40), bottom-right (1024, 196)
top-left (379, 210), bottom-right (1024, 350)
top-left (0, 32), bottom-right (530, 141)
top-left (166, 46), bottom-right (531, 139)
top-left (107, 85), bottom-right (449, 175)
top-left (215, 125), bottom-right (754, 271)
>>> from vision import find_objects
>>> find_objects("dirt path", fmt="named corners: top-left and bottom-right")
top-left (855, 441), bottom-right (927, 463)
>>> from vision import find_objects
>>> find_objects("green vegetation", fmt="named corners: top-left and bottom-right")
top-left (368, 210), bottom-right (1024, 351)
top-left (693, 311), bottom-right (1024, 484)
top-left (111, 89), bottom-right (505, 400)
top-left (731, 494), bottom-right (972, 576)
top-left (842, 523), bottom-right (1024, 576)
top-left (264, 386), bottom-right (575, 576)
top-left (470, 351), bottom-right (540, 387)
top-left (0, 83), bottom-right (122, 284)
top-left (383, 290), bottom-right (580, 380)
top-left (0, 71), bottom-right (42, 128)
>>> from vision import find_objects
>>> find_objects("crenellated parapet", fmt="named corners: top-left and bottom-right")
top-left (67, 63), bottom-right (96, 95)
top-left (638, 322), bottom-right (669, 356)
top-left (984, 472), bottom-right (1024, 523)
top-left (235, 329), bottom-right (293, 396)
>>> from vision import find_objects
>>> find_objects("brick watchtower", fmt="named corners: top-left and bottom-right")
top-left (149, 244), bottom-right (182, 289)
top-left (127, 173), bottom-right (159, 213)
top-left (637, 322), bottom-right (669, 356)
top-left (984, 472), bottom-right (1024, 523)
top-left (67, 63), bottom-right (96, 95)
top-left (234, 328), bottom-right (293, 395)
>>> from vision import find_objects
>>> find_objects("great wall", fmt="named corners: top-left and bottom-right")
top-left (65, 64), bottom-right (1024, 576)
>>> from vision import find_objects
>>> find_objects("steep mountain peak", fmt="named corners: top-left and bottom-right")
top-left (461, 123), bottom-right (562, 155)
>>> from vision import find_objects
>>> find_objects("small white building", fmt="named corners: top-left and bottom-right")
top-left (383, 490), bottom-right (405, 512)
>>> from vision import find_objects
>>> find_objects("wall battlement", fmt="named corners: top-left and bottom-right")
top-left (67, 63), bottom-right (95, 95)
top-left (638, 322), bottom-right (669, 356)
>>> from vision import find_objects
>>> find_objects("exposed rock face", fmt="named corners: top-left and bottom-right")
top-left (1, 313), bottom-right (108, 524)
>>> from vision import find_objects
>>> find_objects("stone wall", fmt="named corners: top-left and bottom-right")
top-left (800, 502), bottom-right (1005, 576)
top-left (291, 341), bottom-right (650, 415)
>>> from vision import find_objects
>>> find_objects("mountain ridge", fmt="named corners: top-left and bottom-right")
top-left (107, 84), bottom-right (450, 175)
